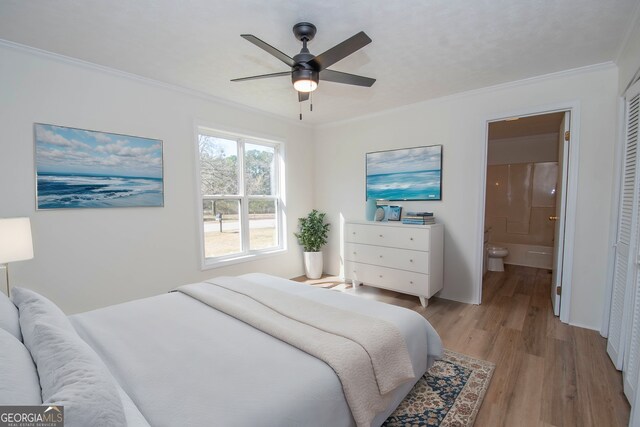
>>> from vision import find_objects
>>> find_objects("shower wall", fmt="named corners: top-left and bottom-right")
top-left (485, 162), bottom-right (558, 246)
top-left (485, 128), bottom-right (560, 269)
top-left (485, 161), bottom-right (558, 268)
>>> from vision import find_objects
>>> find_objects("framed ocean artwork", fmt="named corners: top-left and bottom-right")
top-left (366, 145), bottom-right (442, 201)
top-left (34, 123), bottom-right (164, 210)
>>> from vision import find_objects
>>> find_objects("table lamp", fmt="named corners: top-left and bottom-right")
top-left (0, 217), bottom-right (34, 296)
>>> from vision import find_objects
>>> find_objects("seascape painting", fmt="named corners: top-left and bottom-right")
top-left (35, 123), bottom-right (163, 209)
top-left (366, 145), bottom-right (442, 201)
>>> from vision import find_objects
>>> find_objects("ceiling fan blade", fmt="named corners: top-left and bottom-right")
top-left (309, 31), bottom-right (372, 71)
top-left (321, 69), bottom-right (376, 87)
top-left (241, 34), bottom-right (295, 67)
top-left (298, 92), bottom-right (310, 102)
top-left (231, 71), bottom-right (290, 82)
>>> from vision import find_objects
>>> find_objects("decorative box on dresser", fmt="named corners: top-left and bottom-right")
top-left (343, 220), bottom-right (444, 307)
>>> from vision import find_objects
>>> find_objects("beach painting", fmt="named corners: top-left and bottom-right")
top-left (366, 145), bottom-right (442, 201)
top-left (35, 123), bottom-right (164, 209)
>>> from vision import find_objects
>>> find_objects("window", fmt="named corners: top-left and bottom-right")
top-left (197, 128), bottom-right (284, 267)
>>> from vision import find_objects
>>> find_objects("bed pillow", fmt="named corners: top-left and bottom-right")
top-left (0, 290), bottom-right (22, 341)
top-left (11, 287), bottom-right (74, 352)
top-left (0, 327), bottom-right (42, 405)
top-left (30, 321), bottom-right (126, 427)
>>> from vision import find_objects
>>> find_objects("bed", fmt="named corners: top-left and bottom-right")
top-left (1, 273), bottom-right (442, 427)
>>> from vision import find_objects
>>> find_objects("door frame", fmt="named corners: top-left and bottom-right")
top-left (476, 101), bottom-right (581, 324)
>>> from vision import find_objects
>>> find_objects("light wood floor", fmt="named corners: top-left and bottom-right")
top-left (293, 264), bottom-right (631, 427)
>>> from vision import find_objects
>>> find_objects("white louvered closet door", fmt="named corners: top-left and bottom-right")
top-left (608, 83), bottom-right (640, 370)
top-left (623, 83), bottom-right (640, 403)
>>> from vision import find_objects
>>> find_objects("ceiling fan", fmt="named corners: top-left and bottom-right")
top-left (231, 22), bottom-right (375, 111)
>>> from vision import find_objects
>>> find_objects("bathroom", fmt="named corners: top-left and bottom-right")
top-left (484, 112), bottom-right (565, 274)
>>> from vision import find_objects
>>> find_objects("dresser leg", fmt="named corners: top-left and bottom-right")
top-left (352, 280), bottom-right (362, 287)
top-left (419, 296), bottom-right (427, 308)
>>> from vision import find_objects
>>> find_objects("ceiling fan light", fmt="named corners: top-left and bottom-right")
top-left (292, 67), bottom-right (319, 93)
top-left (293, 79), bottom-right (318, 92)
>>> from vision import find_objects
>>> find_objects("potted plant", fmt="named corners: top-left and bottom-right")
top-left (294, 209), bottom-right (330, 279)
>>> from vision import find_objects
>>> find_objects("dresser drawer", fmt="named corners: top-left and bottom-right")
top-left (344, 261), bottom-right (431, 296)
top-left (344, 242), bottom-right (428, 274)
top-left (345, 223), bottom-right (429, 251)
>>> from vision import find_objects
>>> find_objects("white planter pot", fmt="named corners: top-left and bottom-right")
top-left (303, 251), bottom-right (323, 279)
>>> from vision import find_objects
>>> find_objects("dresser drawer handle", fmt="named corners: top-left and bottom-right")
top-left (410, 237), bottom-right (414, 241)
top-left (379, 274), bottom-right (383, 278)
top-left (352, 231), bottom-right (356, 235)
top-left (409, 259), bottom-right (414, 263)
top-left (379, 255), bottom-right (383, 258)
top-left (410, 281), bottom-right (414, 285)
top-left (379, 234), bottom-right (384, 238)
top-left (353, 252), bottom-right (357, 255)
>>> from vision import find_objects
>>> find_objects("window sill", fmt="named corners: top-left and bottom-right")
top-left (201, 247), bottom-right (288, 270)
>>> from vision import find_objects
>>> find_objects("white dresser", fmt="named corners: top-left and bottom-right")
top-left (343, 220), bottom-right (444, 307)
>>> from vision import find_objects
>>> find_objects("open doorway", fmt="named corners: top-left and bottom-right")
top-left (480, 110), bottom-right (573, 320)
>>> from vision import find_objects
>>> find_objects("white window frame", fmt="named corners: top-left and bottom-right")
top-left (195, 125), bottom-right (286, 269)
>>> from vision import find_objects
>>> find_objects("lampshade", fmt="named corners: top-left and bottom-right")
top-left (0, 217), bottom-right (34, 264)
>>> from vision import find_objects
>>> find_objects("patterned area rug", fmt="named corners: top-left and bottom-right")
top-left (384, 350), bottom-right (495, 427)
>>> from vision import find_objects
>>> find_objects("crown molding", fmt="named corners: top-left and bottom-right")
top-left (0, 39), bottom-right (312, 130)
top-left (317, 61), bottom-right (617, 130)
top-left (0, 38), bottom-right (618, 131)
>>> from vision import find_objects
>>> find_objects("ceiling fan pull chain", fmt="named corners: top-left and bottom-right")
top-left (310, 92), bottom-right (313, 112)
top-left (299, 102), bottom-right (303, 120)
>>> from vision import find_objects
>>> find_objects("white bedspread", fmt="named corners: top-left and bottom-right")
top-left (69, 273), bottom-right (442, 427)
top-left (179, 277), bottom-right (415, 426)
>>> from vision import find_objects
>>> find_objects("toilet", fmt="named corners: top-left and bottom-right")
top-left (487, 245), bottom-right (509, 272)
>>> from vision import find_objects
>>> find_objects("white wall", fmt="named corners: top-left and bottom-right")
top-left (314, 65), bottom-right (618, 330)
top-left (0, 44), bottom-right (315, 314)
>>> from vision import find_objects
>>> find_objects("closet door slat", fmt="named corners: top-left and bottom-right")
top-left (608, 88), bottom-right (640, 372)
top-left (623, 90), bottom-right (640, 402)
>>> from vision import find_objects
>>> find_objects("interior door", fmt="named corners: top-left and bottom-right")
top-left (622, 84), bottom-right (640, 401)
top-left (624, 221), bottom-right (640, 401)
top-left (551, 112), bottom-right (570, 316)
top-left (607, 82), bottom-right (640, 370)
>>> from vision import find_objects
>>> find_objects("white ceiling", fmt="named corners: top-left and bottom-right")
top-left (0, 0), bottom-right (638, 125)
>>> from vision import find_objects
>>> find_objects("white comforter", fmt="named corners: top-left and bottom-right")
top-left (69, 273), bottom-right (443, 427)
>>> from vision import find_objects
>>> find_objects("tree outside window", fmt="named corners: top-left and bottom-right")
top-left (197, 130), bottom-right (283, 264)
